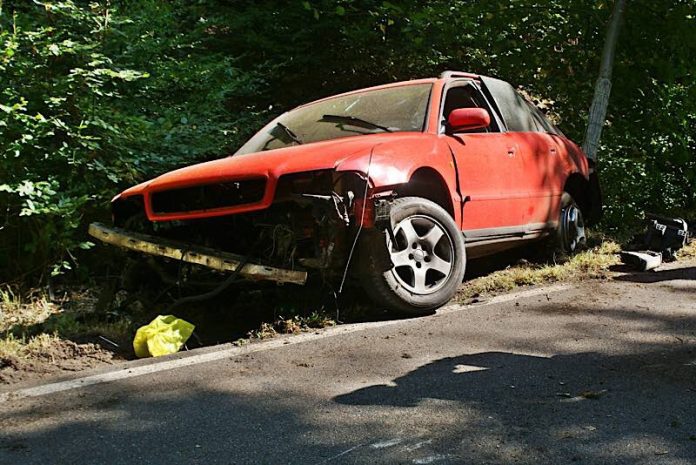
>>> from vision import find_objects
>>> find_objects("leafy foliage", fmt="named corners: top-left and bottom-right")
top-left (0, 1), bottom-right (265, 280)
top-left (0, 0), bottom-right (694, 283)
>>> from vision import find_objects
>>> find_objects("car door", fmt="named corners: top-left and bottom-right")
top-left (441, 81), bottom-right (532, 236)
top-left (478, 76), bottom-right (557, 232)
top-left (519, 100), bottom-right (568, 226)
top-left (523, 100), bottom-right (565, 229)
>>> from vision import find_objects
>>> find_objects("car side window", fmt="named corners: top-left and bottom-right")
top-left (533, 105), bottom-right (563, 136)
top-left (442, 83), bottom-right (500, 133)
top-left (523, 99), bottom-right (560, 135)
top-left (479, 77), bottom-right (543, 133)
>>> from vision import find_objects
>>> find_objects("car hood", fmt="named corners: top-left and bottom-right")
top-left (119, 133), bottom-right (413, 198)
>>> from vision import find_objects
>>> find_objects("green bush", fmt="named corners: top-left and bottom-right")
top-left (0, 1), bottom-right (266, 281)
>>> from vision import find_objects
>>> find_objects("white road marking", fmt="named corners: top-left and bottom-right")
top-left (404, 439), bottom-right (433, 452)
top-left (316, 443), bottom-right (366, 464)
top-left (0, 284), bottom-right (570, 403)
top-left (370, 438), bottom-right (403, 449)
top-left (413, 455), bottom-right (450, 464)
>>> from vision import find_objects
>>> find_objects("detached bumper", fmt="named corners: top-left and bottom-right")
top-left (88, 223), bottom-right (307, 285)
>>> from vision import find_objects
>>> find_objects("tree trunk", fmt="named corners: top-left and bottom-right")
top-left (583, 0), bottom-right (627, 162)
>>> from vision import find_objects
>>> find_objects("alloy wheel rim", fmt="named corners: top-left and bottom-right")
top-left (561, 203), bottom-right (586, 252)
top-left (387, 215), bottom-right (455, 295)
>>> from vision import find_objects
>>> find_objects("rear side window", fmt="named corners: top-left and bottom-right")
top-left (480, 76), bottom-right (555, 133)
top-left (524, 100), bottom-right (560, 135)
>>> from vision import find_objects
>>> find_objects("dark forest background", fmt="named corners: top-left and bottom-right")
top-left (1, 0), bottom-right (694, 283)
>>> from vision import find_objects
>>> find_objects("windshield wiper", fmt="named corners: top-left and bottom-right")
top-left (321, 114), bottom-right (393, 133)
top-left (276, 122), bottom-right (303, 145)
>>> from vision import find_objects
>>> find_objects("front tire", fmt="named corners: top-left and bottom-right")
top-left (359, 197), bottom-right (466, 315)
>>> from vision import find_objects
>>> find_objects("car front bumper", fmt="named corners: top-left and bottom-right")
top-left (88, 222), bottom-right (308, 285)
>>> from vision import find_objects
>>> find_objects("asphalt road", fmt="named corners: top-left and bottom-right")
top-left (1, 262), bottom-right (695, 465)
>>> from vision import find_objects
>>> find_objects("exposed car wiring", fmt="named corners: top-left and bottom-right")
top-left (166, 238), bottom-right (263, 310)
top-left (337, 147), bottom-right (375, 295)
top-left (167, 253), bottom-right (252, 311)
top-left (301, 192), bottom-right (353, 226)
top-left (268, 223), bottom-right (296, 265)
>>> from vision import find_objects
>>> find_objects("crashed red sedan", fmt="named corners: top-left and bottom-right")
top-left (90, 71), bottom-right (600, 314)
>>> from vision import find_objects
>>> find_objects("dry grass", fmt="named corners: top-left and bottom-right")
top-left (0, 286), bottom-right (59, 333)
top-left (0, 286), bottom-right (131, 374)
top-left (677, 239), bottom-right (696, 259)
top-left (1, 237), bottom-right (690, 376)
top-left (457, 241), bottom-right (621, 301)
top-left (0, 333), bottom-right (64, 362)
top-left (247, 322), bottom-right (278, 340)
top-left (244, 312), bottom-right (336, 342)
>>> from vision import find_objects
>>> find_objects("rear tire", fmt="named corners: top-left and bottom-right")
top-left (556, 192), bottom-right (587, 254)
top-left (359, 197), bottom-right (466, 315)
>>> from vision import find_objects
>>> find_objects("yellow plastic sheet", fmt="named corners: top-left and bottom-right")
top-left (133, 315), bottom-right (195, 358)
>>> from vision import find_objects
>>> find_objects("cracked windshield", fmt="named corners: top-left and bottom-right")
top-left (235, 83), bottom-right (432, 154)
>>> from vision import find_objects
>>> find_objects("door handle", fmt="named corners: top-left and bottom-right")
top-left (549, 147), bottom-right (558, 155)
top-left (507, 147), bottom-right (516, 157)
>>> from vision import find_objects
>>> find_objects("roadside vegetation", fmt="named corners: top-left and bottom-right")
top-left (244, 313), bottom-right (337, 342)
top-left (679, 240), bottom-right (696, 259)
top-left (457, 238), bottom-right (622, 301)
top-left (0, 286), bottom-right (132, 382)
top-left (458, 236), bottom-right (696, 303)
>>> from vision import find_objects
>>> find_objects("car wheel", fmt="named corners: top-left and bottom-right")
top-left (556, 192), bottom-right (587, 253)
top-left (359, 197), bottom-right (466, 315)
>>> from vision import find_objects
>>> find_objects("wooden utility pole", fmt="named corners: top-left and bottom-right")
top-left (583, 0), bottom-right (627, 161)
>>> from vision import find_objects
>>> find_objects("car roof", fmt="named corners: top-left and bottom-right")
top-left (439, 70), bottom-right (481, 80)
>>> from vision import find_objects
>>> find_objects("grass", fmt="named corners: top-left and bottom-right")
top-left (0, 333), bottom-right (64, 362)
top-left (0, 285), bottom-right (133, 367)
top-left (457, 240), bottom-right (622, 301)
top-left (36, 312), bottom-right (133, 345)
top-left (244, 312), bottom-right (336, 342)
top-left (677, 239), bottom-right (696, 259)
top-left (457, 235), bottom-right (695, 302)
top-left (1, 236), bottom-right (692, 375)
top-left (0, 286), bottom-right (58, 333)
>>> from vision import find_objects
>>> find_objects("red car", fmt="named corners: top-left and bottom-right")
top-left (91, 71), bottom-right (600, 314)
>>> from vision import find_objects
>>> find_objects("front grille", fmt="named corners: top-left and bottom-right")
top-left (112, 195), bottom-right (146, 227)
top-left (150, 178), bottom-right (266, 215)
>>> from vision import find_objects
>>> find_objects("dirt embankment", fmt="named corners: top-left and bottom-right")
top-left (0, 288), bottom-right (123, 386)
top-left (0, 338), bottom-right (115, 385)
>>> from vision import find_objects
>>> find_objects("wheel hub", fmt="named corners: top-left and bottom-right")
top-left (387, 215), bottom-right (455, 295)
top-left (561, 203), bottom-right (586, 252)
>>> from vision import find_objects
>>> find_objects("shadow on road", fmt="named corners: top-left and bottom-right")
top-left (2, 301), bottom-right (696, 464)
top-left (2, 348), bottom-right (695, 464)
top-left (334, 347), bottom-right (696, 463)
